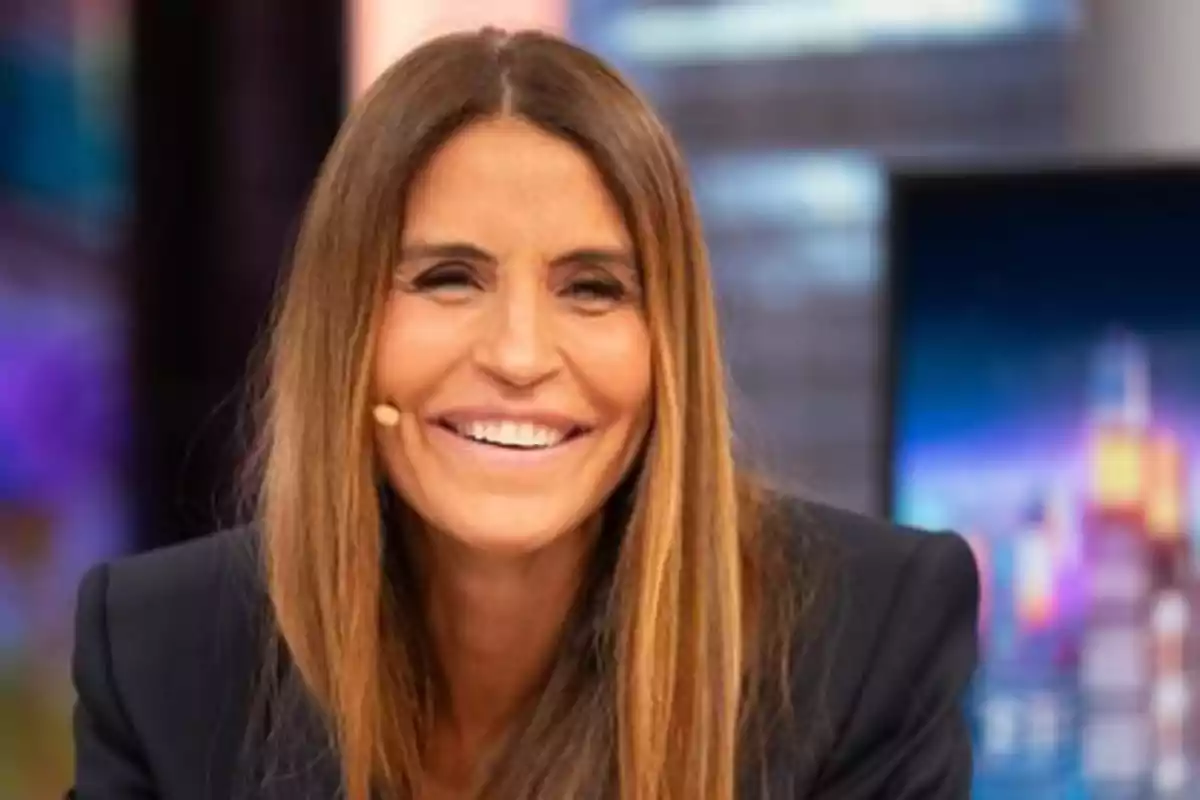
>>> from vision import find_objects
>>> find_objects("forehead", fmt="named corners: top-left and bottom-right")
top-left (402, 116), bottom-right (630, 250)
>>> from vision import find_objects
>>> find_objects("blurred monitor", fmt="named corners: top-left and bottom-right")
top-left (885, 163), bottom-right (1200, 799)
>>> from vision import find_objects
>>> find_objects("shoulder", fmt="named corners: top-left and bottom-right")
top-left (779, 495), bottom-right (979, 682)
top-left (72, 527), bottom-right (267, 796)
top-left (787, 497), bottom-right (979, 610)
top-left (763, 497), bottom-right (980, 796)
top-left (77, 526), bottom-right (265, 660)
top-left (767, 497), bottom-right (979, 651)
top-left (75, 524), bottom-right (266, 694)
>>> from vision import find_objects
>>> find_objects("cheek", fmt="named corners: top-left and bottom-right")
top-left (373, 297), bottom-right (467, 400)
top-left (565, 314), bottom-right (653, 423)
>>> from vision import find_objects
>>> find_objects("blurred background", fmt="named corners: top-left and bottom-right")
top-left (3, 0), bottom-right (1199, 797)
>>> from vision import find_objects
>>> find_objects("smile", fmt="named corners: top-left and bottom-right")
top-left (432, 414), bottom-right (590, 452)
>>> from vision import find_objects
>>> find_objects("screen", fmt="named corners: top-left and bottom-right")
top-left (886, 165), bottom-right (1200, 798)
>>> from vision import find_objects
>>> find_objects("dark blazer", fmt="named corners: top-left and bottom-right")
top-left (69, 501), bottom-right (980, 799)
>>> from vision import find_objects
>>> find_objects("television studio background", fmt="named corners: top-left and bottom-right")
top-left (3, 0), bottom-right (1199, 797)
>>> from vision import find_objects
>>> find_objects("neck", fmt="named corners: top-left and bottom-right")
top-left (418, 523), bottom-right (598, 777)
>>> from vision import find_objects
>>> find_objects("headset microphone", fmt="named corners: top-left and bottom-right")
top-left (372, 403), bottom-right (402, 428)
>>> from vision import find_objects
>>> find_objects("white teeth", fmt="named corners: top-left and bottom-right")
top-left (459, 420), bottom-right (567, 448)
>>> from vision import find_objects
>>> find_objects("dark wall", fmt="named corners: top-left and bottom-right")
top-left (130, 0), bottom-right (343, 550)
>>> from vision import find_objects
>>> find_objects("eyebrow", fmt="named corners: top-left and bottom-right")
top-left (399, 242), bottom-right (492, 263)
top-left (399, 241), bottom-right (637, 271)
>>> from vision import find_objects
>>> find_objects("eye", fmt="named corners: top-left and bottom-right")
top-left (408, 262), bottom-right (480, 299)
top-left (566, 277), bottom-right (626, 303)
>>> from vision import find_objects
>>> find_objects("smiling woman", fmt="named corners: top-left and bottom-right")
top-left (375, 117), bottom-right (651, 559)
top-left (68, 28), bottom-right (980, 800)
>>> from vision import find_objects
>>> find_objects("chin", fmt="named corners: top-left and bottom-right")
top-left (424, 495), bottom-right (599, 558)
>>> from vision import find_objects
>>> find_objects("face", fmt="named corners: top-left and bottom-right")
top-left (373, 116), bottom-right (652, 557)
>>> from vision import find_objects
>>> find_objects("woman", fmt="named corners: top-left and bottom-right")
top-left (70, 28), bottom-right (978, 800)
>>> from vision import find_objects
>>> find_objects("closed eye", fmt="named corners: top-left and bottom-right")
top-left (409, 262), bottom-right (480, 294)
top-left (566, 278), bottom-right (626, 302)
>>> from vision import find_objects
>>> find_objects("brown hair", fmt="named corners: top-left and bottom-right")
top-left (249, 28), bottom-right (804, 800)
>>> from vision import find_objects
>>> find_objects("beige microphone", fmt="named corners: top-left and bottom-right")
top-left (372, 403), bottom-right (401, 428)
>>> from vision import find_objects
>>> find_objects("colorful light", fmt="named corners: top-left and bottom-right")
top-left (1016, 533), bottom-right (1055, 629)
top-left (1146, 434), bottom-right (1185, 540)
top-left (1091, 427), bottom-right (1147, 511)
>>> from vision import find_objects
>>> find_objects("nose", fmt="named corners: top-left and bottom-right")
top-left (473, 275), bottom-right (561, 389)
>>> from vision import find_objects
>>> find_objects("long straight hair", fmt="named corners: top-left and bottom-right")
top-left (249, 28), bottom-right (804, 800)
